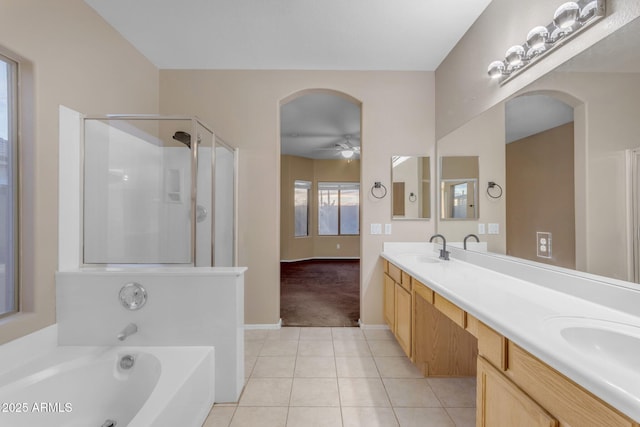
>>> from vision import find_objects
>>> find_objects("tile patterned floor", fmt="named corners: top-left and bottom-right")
top-left (203, 327), bottom-right (476, 427)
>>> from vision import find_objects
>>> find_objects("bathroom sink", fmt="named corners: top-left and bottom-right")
top-left (401, 254), bottom-right (440, 264)
top-left (417, 256), bottom-right (441, 264)
top-left (545, 317), bottom-right (640, 371)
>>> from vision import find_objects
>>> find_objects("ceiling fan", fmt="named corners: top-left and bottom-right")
top-left (314, 135), bottom-right (361, 159)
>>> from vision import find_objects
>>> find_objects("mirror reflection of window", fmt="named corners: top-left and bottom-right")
top-left (439, 156), bottom-right (479, 220)
top-left (452, 182), bottom-right (468, 218)
top-left (391, 156), bottom-right (430, 220)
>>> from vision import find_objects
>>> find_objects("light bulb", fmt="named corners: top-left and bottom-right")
top-left (487, 61), bottom-right (506, 78)
top-left (527, 26), bottom-right (549, 50)
top-left (554, 2), bottom-right (580, 29)
top-left (341, 150), bottom-right (354, 159)
top-left (505, 45), bottom-right (526, 67)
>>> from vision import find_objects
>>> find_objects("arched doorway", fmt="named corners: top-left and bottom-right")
top-left (505, 92), bottom-right (577, 269)
top-left (279, 89), bottom-right (362, 326)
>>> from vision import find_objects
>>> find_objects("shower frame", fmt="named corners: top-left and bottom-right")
top-left (80, 115), bottom-right (237, 267)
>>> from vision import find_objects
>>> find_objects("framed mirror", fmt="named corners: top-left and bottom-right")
top-left (439, 156), bottom-right (479, 220)
top-left (391, 156), bottom-right (430, 220)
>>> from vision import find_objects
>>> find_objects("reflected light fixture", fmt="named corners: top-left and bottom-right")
top-left (341, 149), bottom-right (354, 159)
top-left (487, 0), bottom-right (604, 84)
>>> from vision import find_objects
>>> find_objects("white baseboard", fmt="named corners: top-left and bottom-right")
top-left (280, 257), bottom-right (360, 263)
top-left (245, 318), bottom-right (282, 330)
top-left (357, 319), bottom-right (390, 330)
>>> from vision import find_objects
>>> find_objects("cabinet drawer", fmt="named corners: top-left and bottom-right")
top-left (387, 262), bottom-right (403, 284)
top-left (434, 293), bottom-right (466, 328)
top-left (412, 279), bottom-right (433, 304)
top-left (465, 313), bottom-right (479, 338)
top-left (506, 342), bottom-right (638, 427)
top-left (399, 271), bottom-right (412, 291)
top-left (478, 322), bottom-right (508, 371)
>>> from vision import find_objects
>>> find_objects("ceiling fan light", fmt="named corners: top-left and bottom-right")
top-left (341, 149), bottom-right (354, 159)
top-left (505, 45), bottom-right (526, 67)
top-left (554, 2), bottom-right (580, 29)
top-left (487, 60), bottom-right (506, 78)
top-left (526, 26), bottom-right (549, 50)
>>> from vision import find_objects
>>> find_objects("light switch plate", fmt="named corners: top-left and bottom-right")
top-left (384, 224), bottom-right (392, 235)
top-left (370, 223), bottom-right (382, 235)
top-left (478, 223), bottom-right (486, 235)
top-left (488, 223), bottom-right (500, 234)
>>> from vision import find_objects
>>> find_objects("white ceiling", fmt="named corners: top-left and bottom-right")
top-left (84, 0), bottom-right (491, 70)
top-left (281, 93), bottom-right (361, 159)
top-left (505, 95), bottom-right (574, 144)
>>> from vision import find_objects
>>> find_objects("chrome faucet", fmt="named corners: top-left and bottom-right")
top-left (429, 234), bottom-right (450, 260)
top-left (117, 323), bottom-right (138, 341)
top-left (463, 234), bottom-right (480, 250)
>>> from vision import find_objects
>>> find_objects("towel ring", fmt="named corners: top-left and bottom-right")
top-left (371, 182), bottom-right (387, 199)
top-left (487, 181), bottom-right (503, 199)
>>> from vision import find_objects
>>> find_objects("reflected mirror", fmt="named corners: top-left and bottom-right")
top-left (391, 156), bottom-right (431, 219)
top-left (435, 16), bottom-right (640, 283)
top-left (439, 156), bottom-right (479, 220)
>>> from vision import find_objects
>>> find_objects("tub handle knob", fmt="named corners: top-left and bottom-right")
top-left (119, 282), bottom-right (147, 310)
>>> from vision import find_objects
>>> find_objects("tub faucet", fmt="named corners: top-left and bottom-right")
top-left (463, 234), bottom-right (480, 250)
top-left (117, 323), bottom-right (138, 341)
top-left (429, 234), bottom-right (449, 260)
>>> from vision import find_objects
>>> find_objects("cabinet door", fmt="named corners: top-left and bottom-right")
top-left (395, 283), bottom-right (412, 358)
top-left (383, 274), bottom-right (395, 329)
top-left (477, 357), bottom-right (558, 427)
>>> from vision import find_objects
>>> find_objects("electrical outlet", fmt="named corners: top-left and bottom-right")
top-left (537, 232), bottom-right (552, 258)
top-left (384, 224), bottom-right (392, 235)
top-left (478, 223), bottom-right (486, 235)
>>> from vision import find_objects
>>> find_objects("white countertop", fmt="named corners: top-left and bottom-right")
top-left (381, 242), bottom-right (640, 422)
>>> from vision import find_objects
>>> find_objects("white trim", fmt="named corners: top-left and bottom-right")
top-left (280, 257), bottom-right (360, 263)
top-left (245, 318), bottom-right (282, 330)
top-left (357, 319), bottom-right (389, 330)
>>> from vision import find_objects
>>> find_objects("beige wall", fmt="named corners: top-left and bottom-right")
top-left (524, 71), bottom-right (640, 280)
top-left (0, 0), bottom-right (159, 343)
top-left (506, 123), bottom-right (575, 269)
top-left (435, 0), bottom-right (640, 139)
top-left (437, 103), bottom-right (506, 253)
top-left (281, 155), bottom-right (361, 261)
top-left (160, 70), bottom-right (436, 325)
top-left (438, 69), bottom-right (640, 282)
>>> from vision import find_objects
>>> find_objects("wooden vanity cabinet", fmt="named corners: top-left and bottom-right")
top-left (383, 261), bottom-right (412, 358)
top-left (478, 323), bottom-right (640, 427)
top-left (477, 356), bottom-right (558, 427)
top-left (383, 260), bottom-right (476, 374)
top-left (394, 281), bottom-right (412, 356)
top-left (383, 273), bottom-right (395, 330)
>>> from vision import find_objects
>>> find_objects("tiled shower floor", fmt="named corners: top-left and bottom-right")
top-left (203, 327), bottom-right (476, 427)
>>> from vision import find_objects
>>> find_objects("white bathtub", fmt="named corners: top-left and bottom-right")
top-left (0, 345), bottom-right (214, 427)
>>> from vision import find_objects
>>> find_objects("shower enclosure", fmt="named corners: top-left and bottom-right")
top-left (82, 116), bottom-right (236, 267)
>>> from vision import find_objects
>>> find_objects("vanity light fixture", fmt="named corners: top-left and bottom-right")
top-left (487, 0), bottom-right (604, 84)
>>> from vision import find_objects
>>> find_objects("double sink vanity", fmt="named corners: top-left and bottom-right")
top-left (381, 242), bottom-right (640, 426)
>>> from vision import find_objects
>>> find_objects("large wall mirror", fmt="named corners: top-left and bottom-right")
top-left (439, 156), bottom-right (479, 220)
top-left (391, 156), bottom-right (431, 220)
top-left (435, 15), bottom-right (640, 284)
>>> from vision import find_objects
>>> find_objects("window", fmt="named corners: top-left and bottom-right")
top-left (0, 53), bottom-right (18, 317)
top-left (318, 182), bottom-right (360, 235)
top-left (294, 180), bottom-right (311, 237)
